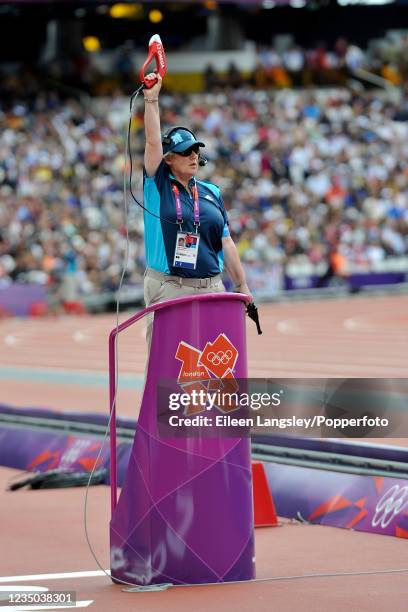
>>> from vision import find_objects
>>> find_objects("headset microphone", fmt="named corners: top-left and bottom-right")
top-left (199, 155), bottom-right (208, 167)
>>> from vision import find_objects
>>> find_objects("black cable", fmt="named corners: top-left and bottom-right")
top-left (81, 84), bottom-right (158, 589)
top-left (123, 566), bottom-right (408, 592)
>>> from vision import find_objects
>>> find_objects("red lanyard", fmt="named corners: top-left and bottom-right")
top-left (172, 181), bottom-right (200, 231)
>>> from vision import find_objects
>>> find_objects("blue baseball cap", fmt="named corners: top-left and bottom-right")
top-left (162, 127), bottom-right (205, 155)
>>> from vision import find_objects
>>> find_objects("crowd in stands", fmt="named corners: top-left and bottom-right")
top-left (0, 77), bottom-right (407, 300)
top-left (205, 34), bottom-right (408, 91)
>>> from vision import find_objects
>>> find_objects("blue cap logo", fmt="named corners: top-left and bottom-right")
top-left (171, 132), bottom-right (184, 145)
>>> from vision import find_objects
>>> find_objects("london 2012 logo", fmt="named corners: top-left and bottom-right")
top-left (175, 333), bottom-right (239, 416)
top-left (371, 484), bottom-right (408, 529)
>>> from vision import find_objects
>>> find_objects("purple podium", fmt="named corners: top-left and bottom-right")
top-left (109, 293), bottom-right (255, 586)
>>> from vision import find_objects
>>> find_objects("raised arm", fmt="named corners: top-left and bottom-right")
top-left (143, 73), bottom-right (163, 177)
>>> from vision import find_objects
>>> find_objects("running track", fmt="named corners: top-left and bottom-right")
top-left (1, 294), bottom-right (407, 611)
top-left (1, 294), bottom-right (407, 416)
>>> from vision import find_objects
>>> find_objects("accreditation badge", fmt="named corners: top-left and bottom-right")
top-left (173, 232), bottom-right (200, 270)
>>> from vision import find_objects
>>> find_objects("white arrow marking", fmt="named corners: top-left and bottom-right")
top-left (276, 320), bottom-right (300, 334)
top-left (4, 335), bottom-right (18, 346)
top-left (343, 317), bottom-right (374, 331)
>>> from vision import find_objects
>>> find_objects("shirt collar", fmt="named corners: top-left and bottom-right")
top-left (169, 172), bottom-right (196, 190)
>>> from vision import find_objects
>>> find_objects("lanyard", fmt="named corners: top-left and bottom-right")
top-left (172, 181), bottom-right (200, 231)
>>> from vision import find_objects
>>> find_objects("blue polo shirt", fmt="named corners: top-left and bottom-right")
top-left (143, 161), bottom-right (230, 278)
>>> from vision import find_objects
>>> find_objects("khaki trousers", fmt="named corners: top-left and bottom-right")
top-left (144, 270), bottom-right (225, 346)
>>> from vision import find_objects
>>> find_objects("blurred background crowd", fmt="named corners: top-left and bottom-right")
top-left (206, 36), bottom-right (408, 90)
top-left (0, 1), bottom-right (407, 309)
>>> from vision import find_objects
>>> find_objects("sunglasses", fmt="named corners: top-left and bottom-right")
top-left (177, 144), bottom-right (200, 157)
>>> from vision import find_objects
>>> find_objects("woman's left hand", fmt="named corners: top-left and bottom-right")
top-left (235, 282), bottom-right (253, 303)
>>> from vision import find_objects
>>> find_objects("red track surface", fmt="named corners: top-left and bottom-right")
top-left (1, 294), bottom-right (408, 610)
top-left (1, 294), bottom-right (407, 414)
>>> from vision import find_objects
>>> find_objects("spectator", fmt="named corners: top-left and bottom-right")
top-left (0, 77), bottom-right (407, 302)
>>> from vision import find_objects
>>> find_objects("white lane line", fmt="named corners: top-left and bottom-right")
top-left (1, 602), bottom-right (93, 610)
top-left (0, 570), bottom-right (110, 584)
top-left (0, 586), bottom-right (48, 591)
top-left (0, 587), bottom-right (48, 601)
